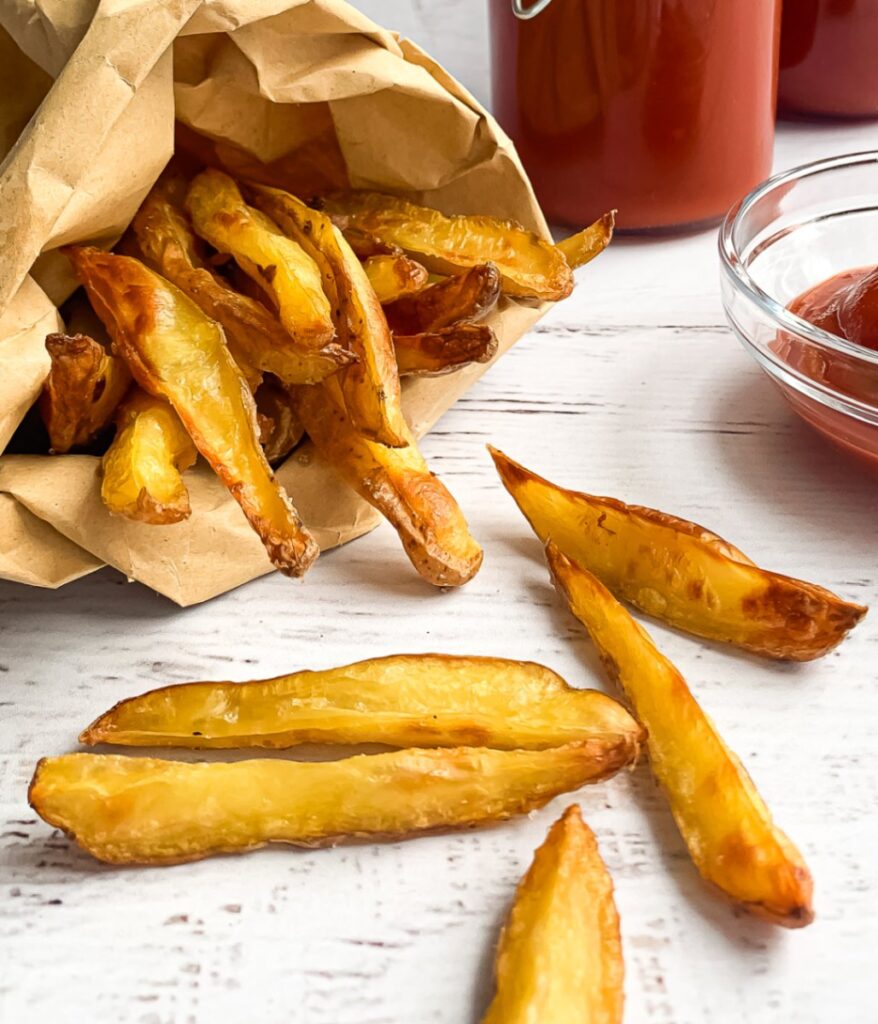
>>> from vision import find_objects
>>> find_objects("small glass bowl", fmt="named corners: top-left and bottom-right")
top-left (719, 150), bottom-right (878, 468)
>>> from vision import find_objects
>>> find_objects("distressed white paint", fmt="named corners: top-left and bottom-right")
top-left (2, 6), bottom-right (877, 1023)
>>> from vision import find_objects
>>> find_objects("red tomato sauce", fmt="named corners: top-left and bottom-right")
top-left (489, 0), bottom-right (781, 231)
top-left (779, 0), bottom-right (878, 119)
top-left (776, 267), bottom-right (878, 467)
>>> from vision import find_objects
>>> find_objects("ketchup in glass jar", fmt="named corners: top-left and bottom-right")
top-left (489, 0), bottom-right (782, 231)
top-left (778, 0), bottom-right (878, 118)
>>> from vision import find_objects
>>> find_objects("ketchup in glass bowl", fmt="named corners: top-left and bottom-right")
top-left (720, 152), bottom-right (878, 469)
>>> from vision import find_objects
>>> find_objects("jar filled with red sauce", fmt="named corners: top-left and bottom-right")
top-left (779, 0), bottom-right (878, 118)
top-left (488, 0), bottom-right (782, 231)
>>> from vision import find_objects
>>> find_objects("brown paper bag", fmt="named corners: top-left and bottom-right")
top-left (0, 0), bottom-right (551, 605)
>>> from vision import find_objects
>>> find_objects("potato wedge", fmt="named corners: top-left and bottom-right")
top-left (323, 192), bottom-right (573, 301)
top-left (363, 253), bottom-right (428, 304)
top-left (80, 653), bottom-right (644, 751)
top-left (547, 543), bottom-right (814, 927)
top-left (29, 740), bottom-right (635, 866)
top-left (185, 169), bottom-right (333, 348)
top-left (101, 390), bottom-right (197, 525)
top-left (134, 188), bottom-right (353, 387)
top-left (481, 805), bottom-right (624, 1024)
top-left (67, 247), bottom-right (318, 577)
top-left (296, 378), bottom-right (482, 586)
top-left (556, 212), bottom-right (616, 270)
top-left (490, 447), bottom-right (866, 660)
top-left (254, 380), bottom-right (304, 464)
top-left (384, 263), bottom-right (501, 336)
top-left (394, 323), bottom-right (498, 377)
top-left (246, 182), bottom-right (408, 447)
top-left (40, 332), bottom-right (132, 453)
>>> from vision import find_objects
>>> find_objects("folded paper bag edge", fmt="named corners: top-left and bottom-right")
top-left (0, 0), bottom-right (557, 604)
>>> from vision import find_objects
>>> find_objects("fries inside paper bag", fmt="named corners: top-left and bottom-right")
top-left (0, 0), bottom-right (550, 605)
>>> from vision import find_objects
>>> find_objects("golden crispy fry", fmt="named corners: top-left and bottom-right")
top-left (323, 192), bottom-right (573, 300)
top-left (255, 380), bottom-right (304, 464)
top-left (363, 254), bottom-right (428, 303)
top-left (39, 332), bottom-right (131, 453)
top-left (394, 324), bottom-right (498, 377)
top-left (67, 247), bottom-right (318, 577)
top-left (246, 183), bottom-right (408, 447)
top-left (134, 189), bottom-right (353, 387)
top-left (185, 169), bottom-right (333, 348)
top-left (490, 448), bottom-right (865, 660)
top-left (547, 543), bottom-right (814, 927)
top-left (384, 264), bottom-right (501, 336)
top-left (101, 390), bottom-right (197, 525)
top-left (482, 805), bottom-right (624, 1024)
top-left (29, 740), bottom-right (635, 865)
top-left (297, 379), bottom-right (482, 586)
top-left (80, 653), bottom-right (644, 751)
top-left (556, 212), bottom-right (615, 270)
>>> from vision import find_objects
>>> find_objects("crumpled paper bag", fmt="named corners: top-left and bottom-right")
top-left (0, 0), bottom-right (551, 605)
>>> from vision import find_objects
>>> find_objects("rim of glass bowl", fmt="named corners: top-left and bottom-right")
top-left (719, 150), bottom-right (878, 374)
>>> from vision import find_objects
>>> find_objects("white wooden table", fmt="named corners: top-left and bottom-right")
top-left (2, 6), bottom-right (877, 1023)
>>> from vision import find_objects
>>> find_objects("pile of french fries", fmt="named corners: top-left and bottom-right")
top-left (35, 164), bottom-right (613, 586)
top-left (27, 446), bottom-right (867, 1017)
top-left (22, 157), bottom-right (869, 1020)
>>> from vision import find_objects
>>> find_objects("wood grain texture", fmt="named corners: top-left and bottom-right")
top-left (2, 8), bottom-right (877, 1022)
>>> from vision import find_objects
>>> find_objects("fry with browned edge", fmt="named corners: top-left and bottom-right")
top-left (186, 169), bottom-right (333, 347)
top-left (40, 333), bottom-right (131, 453)
top-left (481, 805), bottom-right (624, 1024)
top-left (490, 447), bottom-right (865, 660)
top-left (363, 253), bottom-right (428, 304)
top-left (246, 182), bottom-right (409, 448)
top-left (29, 739), bottom-right (637, 865)
top-left (547, 542), bottom-right (814, 927)
top-left (394, 324), bottom-right (498, 377)
top-left (67, 246), bottom-right (318, 577)
top-left (101, 391), bottom-right (196, 525)
top-left (556, 212), bottom-right (616, 270)
top-left (134, 186), bottom-right (354, 386)
top-left (296, 378), bottom-right (482, 586)
top-left (323, 192), bottom-right (574, 301)
top-left (384, 263), bottom-right (501, 336)
top-left (80, 653), bottom-right (644, 751)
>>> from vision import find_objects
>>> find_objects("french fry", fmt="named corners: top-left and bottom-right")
top-left (40, 332), bottom-right (131, 453)
top-left (29, 740), bottom-right (635, 866)
top-left (481, 805), bottom-right (624, 1024)
top-left (547, 542), bottom-right (814, 927)
top-left (67, 246), bottom-right (319, 577)
top-left (323, 192), bottom-right (574, 300)
top-left (101, 390), bottom-right (196, 525)
top-left (490, 447), bottom-right (866, 660)
top-left (394, 324), bottom-right (498, 377)
top-left (384, 263), bottom-right (501, 336)
top-left (246, 182), bottom-right (409, 448)
top-left (296, 378), bottom-right (482, 586)
top-left (134, 188), bottom-right (354, 386)
top-left (80, 653), bottom-right (644, 751)
top-left (185, 169), bottom-right (333, 348)
top-left (556, 212), bottom-right (615, 270)
top-left (254, 380), bottom-right (304, 464)
top-left (363, 253), bottom-right (428, 304)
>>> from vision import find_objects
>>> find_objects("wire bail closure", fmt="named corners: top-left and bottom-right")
top-left (511, 0), bottom-right (554, 19)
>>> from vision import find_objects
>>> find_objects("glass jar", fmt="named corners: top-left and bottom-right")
top-left (489, 0), bottom-right (783, 232)
top-left (779, 0), bottom-right (878, 119)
